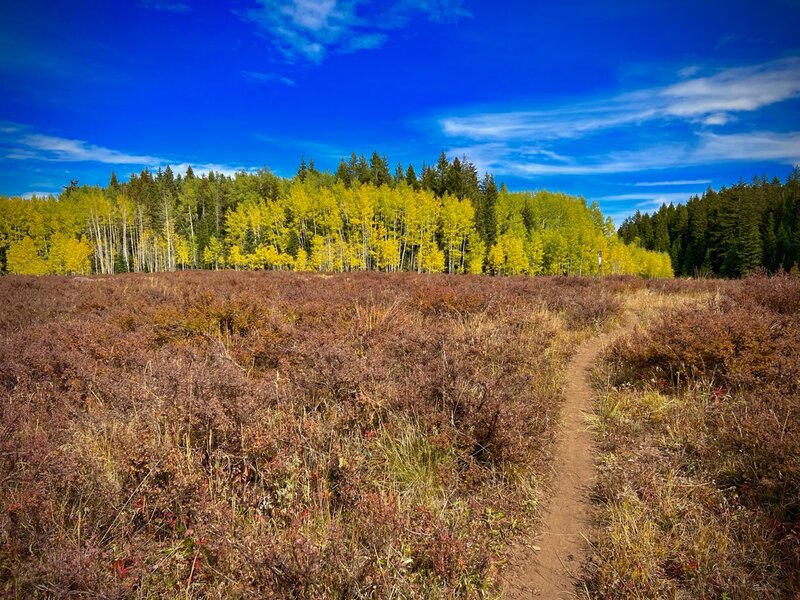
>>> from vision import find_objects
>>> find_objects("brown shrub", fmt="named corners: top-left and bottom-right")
top-left (0, 271), bottom-right (625, 597)
top-left (590, 273), bottom-right (800, 598)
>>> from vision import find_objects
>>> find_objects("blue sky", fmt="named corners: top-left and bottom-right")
top-left (1, 0), bottom-right (799, 225)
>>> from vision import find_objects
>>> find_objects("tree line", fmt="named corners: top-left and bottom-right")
top-left (0, 152), bottom-right (672, 277)
top-left (618, 169), bottom-right (800, 277)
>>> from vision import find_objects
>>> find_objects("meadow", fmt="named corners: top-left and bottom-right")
top-left (1, 271), bottom-right (797, 598)
top-left (588, 272), bottom-right (800, 598)
top-left (1, 271), bottom-right (628, 598)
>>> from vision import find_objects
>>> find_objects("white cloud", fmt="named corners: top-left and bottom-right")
top-left (448, 130), bottom-right (800, 178)
top-left (678, 65), bottom-right (701, 78)
top-left (20, 191), bottom-right (58, 199)
top-left (661, 57), bottom-right (800, 118)
top-left (20, 133), bottom-right (163, 165)
top-left (702, 113), bottom-right (732, 126)
top-left (441, 57), bottom-right (800, 143)
top-left (439, 57), bottom-right (800, 179)
top-left (696, 130), bottom-right (800, 163)
top-left (596, 192), bottom-right (703, 203)
top-left (166, 163), bottom-right (255, 178)
top-left (243, 71), bottom-right (296, 86)
top-left (239, 0), bottom-right (468, 63)
top-left (633, 179), bottom-right (711, 187)
top-left (0, 121), bottom-right (24, 134)
top-left (2, 127), bottom-right (253, 177)
top-left (441, 104), bottom-right (657, 141)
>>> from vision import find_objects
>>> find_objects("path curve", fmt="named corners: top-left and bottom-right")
top-left (502, 327), bottom-right (622, 598)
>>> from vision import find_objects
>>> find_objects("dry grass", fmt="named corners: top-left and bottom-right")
top-left (0, 271), bottom-right (639, 598)
top-left (586, 273), bottom-right (800, 598)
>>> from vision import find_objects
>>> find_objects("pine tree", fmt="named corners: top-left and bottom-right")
top-left (296, 157), bottom-right (308, 182)
top-left (405, 164), bottom-right (418, 189)
top-left (393, 163), bottom-right (405, 186)
top-left (108, 172), bottom-right (120, 195)
top-left (479, 173), bottom-right (498, 246)
top-left (335, 159), bottom-right (352, 186)
top-left (369, 152), bottom-right (391, 187)
top-left (762, 212), bottom-right (778, 271)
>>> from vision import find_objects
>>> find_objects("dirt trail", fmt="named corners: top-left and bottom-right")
top-left (503, 325), bottom-right (625, 598)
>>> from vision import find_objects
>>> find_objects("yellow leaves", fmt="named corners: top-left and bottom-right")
top-left (174, 235), bottom-right (191, 269)
top-left (0, 174), bottom-right (672, 279)
top-left (243, 245), bottom-right (294, 270)
top-left (228, 244), bottom-right (247, 270)
top-left (7, 236), bottom-right (48, 275)
top-left (203, 236), bottom-right (225, 269)
top-left (48, 233), bottom-right (92, 275)
top-left (466, 233), bottom-right (486, 275)
top-left (294, 248), bottom-right (308, 271)
top-left (488, 234), bottom-right (530, 275)
top-left (224, 204), bottom-right (250, 248)
top-left (487, 242), bottom-right (505, 275)
top-left (441, 194), bottom-right (476, 273)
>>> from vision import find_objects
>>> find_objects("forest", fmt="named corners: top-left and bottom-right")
top-left (0, 153), bottom-right (672, 278)
top-left (618, 169), bottom-right (800, 277)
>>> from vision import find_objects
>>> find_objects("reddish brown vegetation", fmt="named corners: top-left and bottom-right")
top-left (0, 271), bottom-right (631, 598)
top-left (592, 273), bottom-right (800, 597)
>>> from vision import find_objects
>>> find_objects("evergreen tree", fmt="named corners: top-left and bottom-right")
top-left (335, 159), bottom-right (352, 186)
top-left (393, 163), bottom-right (405, 186)
top-left (479, 173), bottom-right (498, 246)
top-left (405, 164), bottom-right (418, 189)
top-left (296, 157), bottom-right (308, 182)
top-left (370, 152), bottom-right (391, 187)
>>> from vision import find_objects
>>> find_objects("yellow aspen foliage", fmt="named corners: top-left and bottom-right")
top-left (7, 236), bottom-right (48, 275)
top-left (487, 243), bottom-right (505, 275)
top-left (500, 234), bottom-right (530, 275)
top-left (294, 248), bottom-right (309, 271)
top-left (174, 234), bottom-right (191, 269)
top-left (526, 233), bottom-right (544, 275)
top-left (1, 176), bottom-right (675, 278)
top-left (466, 233), bottom-right (486, 274)
top-left (203, 236), bottom-right (225, 269)
top-left (228, 245), bottom-right (247, 270)
top-left (48, 233), bottom-right (92, 275)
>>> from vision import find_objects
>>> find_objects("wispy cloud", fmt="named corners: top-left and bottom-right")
top-left (442, 57), bottom-right (800, 143)
top-left (2, 126), bottom-right (252, 178)
top-left (442, 104), bottom-right (658, 141)
top-left (139, 0), bottom-right (190, 13)
top-left (17, 133), bottom-right (164, 165)
top-left (633, 179), bottom-right (711, 187)
top-left (441, 57), bottom-right (800, 178)
top-left (243, 70), bottom-right (296, 86)
top-left (448, 130), bottom-right (800, 178)
top-left (597, 192), bottom-right (704, 204)
top-left (600, 190), bottom-right (707, 225)
top-left (661, 57), bottom-right (800, 122)
top-left (696, 130), bottom-right (800, 163)
top-left (238, 0), bottom-right (468, 63)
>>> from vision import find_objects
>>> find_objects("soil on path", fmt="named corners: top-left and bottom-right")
top-left (502, 326), bottom-right (623, 598)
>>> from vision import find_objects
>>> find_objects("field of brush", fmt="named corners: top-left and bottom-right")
top-left (0, 271), bottom-right (798, 598)
top-left (588, 273), bottom-right (800, 598)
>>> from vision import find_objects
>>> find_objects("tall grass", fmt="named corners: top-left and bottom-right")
top-left (587, 273), bottom-right (800, 598)
top-left (1, 271), bottom-right (632, 598)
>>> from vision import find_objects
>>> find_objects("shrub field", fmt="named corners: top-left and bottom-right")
top-left (588, 273), bottom-right (800, 598)
top-left (0, 271), bottom-right (628, 598)
top-left (3, 270), bottom-right (796, 598)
